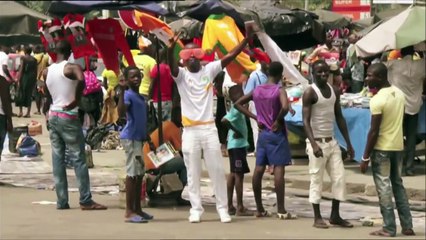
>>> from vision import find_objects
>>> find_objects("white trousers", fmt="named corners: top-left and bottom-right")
top-left (182, 124), bottom-right (228, 216)
top-left (248, 101), bottom-right (258, 152)
top-left (306, 139), bottom-right (346, 204)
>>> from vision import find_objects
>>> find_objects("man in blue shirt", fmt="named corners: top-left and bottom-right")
top-left (243, 61), bottom-right (269, 155)
top-left (118, 66), bottom-right (153, 223)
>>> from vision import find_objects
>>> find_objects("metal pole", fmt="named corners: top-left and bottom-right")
top-left (155, 37), bottom-right (163, 145)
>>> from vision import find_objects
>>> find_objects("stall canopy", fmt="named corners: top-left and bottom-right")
top-left (48, 0), bottom-right (168, 16)
top-left (168, 18), bottom-right (204, 40)
top-left (355, 5), bottom-right (425, 58)
top-left (313, 9), bottom-right (351, 30)
top-left (176, 0), bottom-right (261, 32)
top-left (250, 6), bottom-right (325, 51)
top-left (0, 1), bottom-right (51, 46)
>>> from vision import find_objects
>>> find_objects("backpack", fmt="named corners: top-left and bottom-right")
top-left (83, 70), bottom-right (102, 96)
top-left (16, 134), bottom-right (41, 157)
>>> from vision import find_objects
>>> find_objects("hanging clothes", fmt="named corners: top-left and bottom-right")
top-left (87, 18), bottom-right (135, 74)
top-left (63, 14), bottom-right (96, 59)
top-left (38, 18), bottom-right (65, 62)
top-left (202, 14), bottom-right (257, 84)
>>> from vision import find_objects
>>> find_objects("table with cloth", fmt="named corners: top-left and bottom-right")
top-left (285, 101), bottom-right (426, 162)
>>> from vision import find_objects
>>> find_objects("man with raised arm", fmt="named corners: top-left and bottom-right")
top-left (167, 25), bottom-right (254, 223)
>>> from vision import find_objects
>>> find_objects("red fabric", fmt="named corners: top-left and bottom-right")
top-left (87, 18), bottom-right (135, 74)
top-left (63, 14), bottom-right (96, 59)
top-left (252, 48), bottom-right (270, 63)
top-left (193, 37), bottom-right (215, 62)
top-left (150, 63), bottom-right (174, 102)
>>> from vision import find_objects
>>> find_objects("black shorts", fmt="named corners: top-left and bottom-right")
top-left (228, 148), bottom-right (250, 174)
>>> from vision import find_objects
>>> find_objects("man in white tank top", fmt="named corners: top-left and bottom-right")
top-left (302, 60), bottom-right (354, 229)
top-left (43, 40), bottom-right (106, 210)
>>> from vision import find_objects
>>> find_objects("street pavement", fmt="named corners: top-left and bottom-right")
top-left (1, 106), bottom-right (425, 239)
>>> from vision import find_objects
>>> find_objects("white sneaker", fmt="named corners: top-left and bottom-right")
top-left (219, 212), bottom-right (232, 223)
top-left (189, 214), bottom-right (201, 223)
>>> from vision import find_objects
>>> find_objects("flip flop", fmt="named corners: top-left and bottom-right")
top-left (236, 208), bottom-right (254, 217)
top-left (370, 229), bottom-right (393, 237)
top-left (313, 221), bottom-right (329, 229)
top-left (80, 202), bottom-right (107, 210)
top-left (277, 212), bottom-right (298, 220)
top-left (256, 211), bottom-right (271, 218)
top-left (329, 219), bottom-right (353, 228)
top-left (125, 215), bottom-right (148, 224)
top-left (139, 211), bottom-right (154, 220)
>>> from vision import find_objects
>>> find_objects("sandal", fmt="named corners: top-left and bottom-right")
top-left (256, 211), bottom-right (271, 218)
top-left (370, 229), bottom-right (393, 237)
top-left (329, 219), bottom-right (353, 228)
top-left (277, 212), bottom-right (298, 220)
top-left (313, 220), bottom-right (329, 229)
top-left (236, 208), bottom-right (254, 217)
top-left (80, 201), bottom-right (107, 210)
top-left (138, 211), bottom-right (154, 220)
top-left (125, 215), bottom-right (148, 223)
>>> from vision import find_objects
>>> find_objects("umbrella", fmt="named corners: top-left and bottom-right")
top-left (176, 0), bottom-right (260, 32)
top-left (168, 18), bottom-right (203, 39)
top-left (48, 0), bottom-right (168, 16)
top-left (355, 6), bottom-right (425, 58)
top-left (252, 6), bottom-right (325, 51)
top-left (0, 1), bottom-right (51, 46)
top-left (313, 9), bottom-right (351, 30)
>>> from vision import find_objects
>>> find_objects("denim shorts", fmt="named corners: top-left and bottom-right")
top-left (121, 139), bottom-right (144, 177)
top-left (256, 129), bottom-right (292, 166)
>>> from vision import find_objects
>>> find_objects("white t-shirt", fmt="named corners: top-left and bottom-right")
top-left (173, 60), bottom-right (222, 127)
top-left (0, 51), bottom-right (9, 78)
top-left (387, 56), bottom-right (426, 115)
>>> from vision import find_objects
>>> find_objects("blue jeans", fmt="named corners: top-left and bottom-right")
top-left (403, 113), bottom-right (418, 174)
top-left (48, 115), bottom-right (92, 208)
top-left (371, 150), bottom-right (413, 236)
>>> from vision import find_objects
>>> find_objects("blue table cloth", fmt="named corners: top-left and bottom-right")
top-left (285, 101), bottom-right (426, 162)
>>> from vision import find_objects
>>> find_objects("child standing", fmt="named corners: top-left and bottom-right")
top-left (218, 75), bottom-right (253, 216)
top-left (235, 62), bottom-right (297, 219)
top-left (118, 66), bottom-right (153, 223)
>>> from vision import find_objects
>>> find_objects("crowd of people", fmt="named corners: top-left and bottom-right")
top-left (0, 19), bottom-right (424, 237)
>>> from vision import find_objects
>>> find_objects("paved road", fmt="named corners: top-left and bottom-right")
top-left (1, 186), bottom-right (425, 240)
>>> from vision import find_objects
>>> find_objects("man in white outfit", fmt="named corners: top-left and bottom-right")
top-left (302, 59), bottom-right (354, 229)
top-left (167, 27), bottom-right (254, 223)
